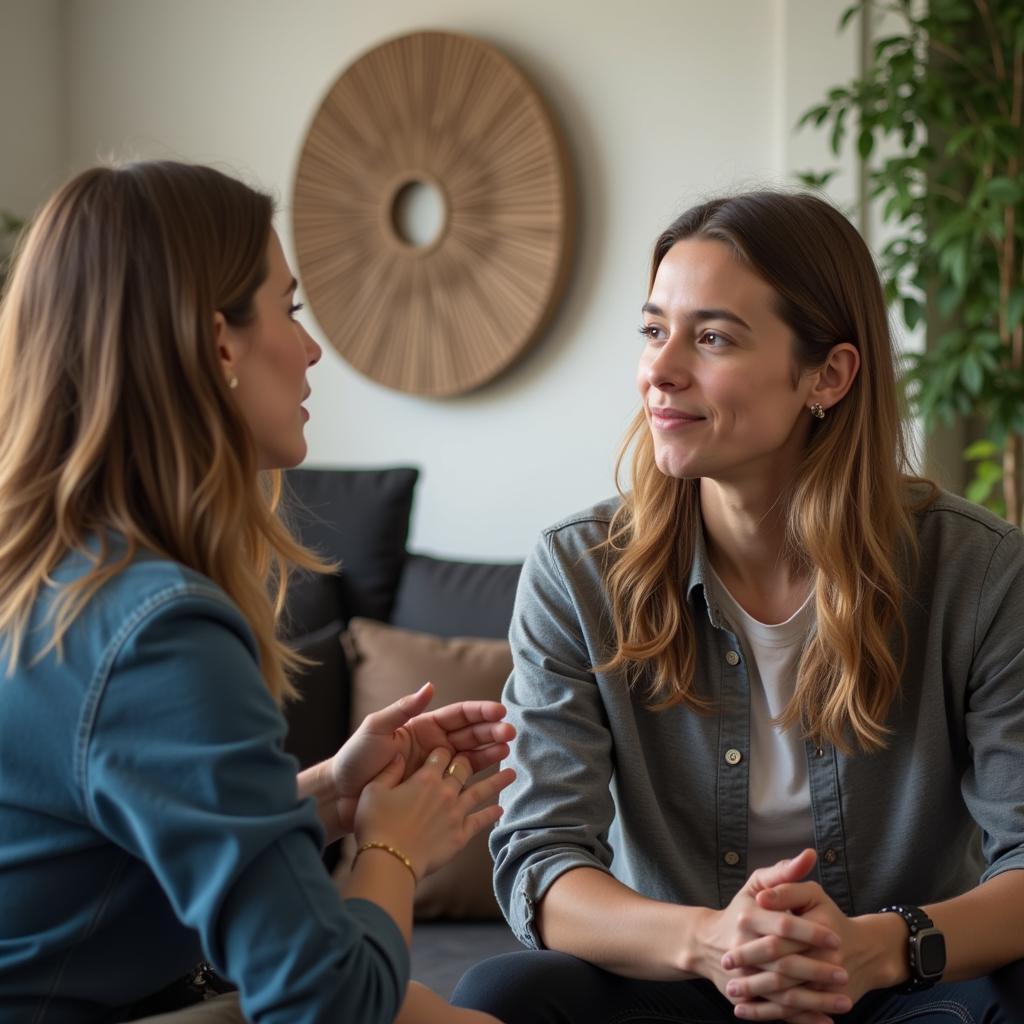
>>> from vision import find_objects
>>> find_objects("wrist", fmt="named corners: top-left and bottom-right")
top-left (354, 840), bottom-right (419, 884)
top-left (682, 906), bottom-right (720, 978)
top-left (855, 913), bottom-right (910, 990)
top-left (876, 904), bottom-right (947, 992)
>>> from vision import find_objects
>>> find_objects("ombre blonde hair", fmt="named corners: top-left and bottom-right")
top-left (0, 161), bottom-right (326, 701)
top-left (599, 191), bottom-right (936, 753)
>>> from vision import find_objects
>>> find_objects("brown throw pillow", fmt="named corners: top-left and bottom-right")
top-left (336, 617), bottom-right (512, 920)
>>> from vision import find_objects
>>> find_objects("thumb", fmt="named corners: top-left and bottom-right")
top-left (363, 682), bottom-right (434, 736)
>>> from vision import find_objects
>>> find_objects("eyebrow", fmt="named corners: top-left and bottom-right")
top-left (641, 302), bottom-right (751, 331)
top-left (283, 277), bottom-right (298, 297)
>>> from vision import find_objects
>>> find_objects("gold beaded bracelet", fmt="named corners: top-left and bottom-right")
top-left (354, 841), bottom-right (418, 883)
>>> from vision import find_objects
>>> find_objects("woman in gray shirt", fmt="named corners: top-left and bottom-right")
top-left (454, 191), bottom-right (1024, 1022)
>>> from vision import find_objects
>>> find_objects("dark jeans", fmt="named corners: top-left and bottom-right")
top-left (451, 950), bottom-right (1024, 1023)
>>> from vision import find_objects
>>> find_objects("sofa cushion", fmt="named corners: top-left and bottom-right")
top-left (283, 619), bottom-right (350, 770)
top-left (284, 619), bottom-right (350, 873)
top-left (390, 554), bottom-right (521, 640)
top-left (282, 467), bottom-right (419, 635)
top-left (339, 617), bottom-right (513, 920)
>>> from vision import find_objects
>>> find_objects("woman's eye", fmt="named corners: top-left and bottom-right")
top-left (638, 323), bottom-right (664, 341)
top-left (288, 301), bottom-right (305, 320)
top-left (700, 330), bottom-right (729, 348)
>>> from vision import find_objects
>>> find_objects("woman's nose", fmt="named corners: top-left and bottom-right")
top-left (303, 326), bottom-right (322, 368)
top-left (646, 340), bottom-right (691, 392)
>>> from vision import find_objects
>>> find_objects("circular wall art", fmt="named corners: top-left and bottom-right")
top-left (292, 30), bottom-right (573, 397)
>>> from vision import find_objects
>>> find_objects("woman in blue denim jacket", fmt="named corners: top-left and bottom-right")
top-left (454, 192), bottom-right (1024, 1023)
top-left (0, 161), bottom-right (513, 1024)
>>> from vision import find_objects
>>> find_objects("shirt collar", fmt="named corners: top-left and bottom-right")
top-left (686, 518), bottom-right (731, 631)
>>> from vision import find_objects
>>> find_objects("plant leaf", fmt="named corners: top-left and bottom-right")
top-left (987, 177), bottom-right (1023, 204)
top-left (902, 295), bottom-right (923, 330)
top-left (960, 353), bottom-right (983, 396)
top-left (964, 439), bottom-right (1000, 461)
top-left (838, 2), bottom-right (860, 32)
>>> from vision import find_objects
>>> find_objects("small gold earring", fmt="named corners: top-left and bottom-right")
top-left (229, 376), bottom-right (239, 390)
top-left (810, 402), bottom-right (825, 420)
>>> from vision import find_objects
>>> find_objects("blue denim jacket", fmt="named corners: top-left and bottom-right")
top-left (492, 491), bottom-right (1024, 947)
top-left (0, 549), bottom-right (407, 1023)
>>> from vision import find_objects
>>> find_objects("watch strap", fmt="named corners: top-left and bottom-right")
top-left (878, 904), bottom-right (944, 992)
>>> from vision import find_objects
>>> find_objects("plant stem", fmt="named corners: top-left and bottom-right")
top-left (927, 39), bottom-right (990, 92)
top-left (1002, 43), bottom-right (1023, 524)
top-left (1005, 435), bottom-right (1021, 526)
top-left (973, 0), bottom-right (1006, 81)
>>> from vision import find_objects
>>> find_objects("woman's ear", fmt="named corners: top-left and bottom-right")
top-left (809, 342), bottom-right (860, 413)
top-left (213, 311), bottom-right (241, 389)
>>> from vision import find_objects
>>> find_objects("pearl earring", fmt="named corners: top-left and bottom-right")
top-left (229, 376), bottom-right (239, 390)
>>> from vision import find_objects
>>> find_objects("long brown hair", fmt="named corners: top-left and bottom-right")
top-left (0, 161), bottom-right (325, 700)
top-left (599, 191), bottom-right (935, 752)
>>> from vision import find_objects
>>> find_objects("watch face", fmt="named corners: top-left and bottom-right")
top-left (917, 930), bottom-right (947, 977)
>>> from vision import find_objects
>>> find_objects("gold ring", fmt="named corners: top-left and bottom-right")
top-left (444, 761), bottom-right (467, 785)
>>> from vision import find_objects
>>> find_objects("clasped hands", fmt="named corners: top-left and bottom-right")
top-left (320, 681), bottom-right (516, 846)
top-left (704, 848), bottom-right (885, 1024)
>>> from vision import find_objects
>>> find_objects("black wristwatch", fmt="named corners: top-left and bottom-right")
top-left (878, 905), bottom-right (946, 992)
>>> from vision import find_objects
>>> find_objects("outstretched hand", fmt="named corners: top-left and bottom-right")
top-left (355, 746), bottom-right (514, 879)
top-left (324, 682), bottom-right (515, 840)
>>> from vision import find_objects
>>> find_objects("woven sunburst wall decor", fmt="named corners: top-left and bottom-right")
top-left (292, 31), bottom-right (573, 397)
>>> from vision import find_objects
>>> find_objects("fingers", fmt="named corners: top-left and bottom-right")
top-left (726, 957), bottom-right (848, 997)
top-left (729, 907), bottom-right (840, 957)
top-left (724, 930), bottom-right (837, 974)
top-left (412, 750), bottom-right (515, 816)
top-left (363, 682), bottom-right (435, 735)
top-left (756, 883), bottom-right (824, 916)
top-left (746, 849), bottom-right (817, 894)
top-left (443, 720), bottom-right (517, 752)
top-left (459, 766), bottom-right (516, 809)
top-left (732, 982), bottom-right (852, 1018)
top-left (462, 802), bottom-right (505, 839)
top-left (423, 747), bottom-right (454, 774)
top-left (462, 742), bottom-right (512, 774)
top-left (443, 754), bottom-right (472, 787)
top-left (427, 700), bottom-right (509, 733)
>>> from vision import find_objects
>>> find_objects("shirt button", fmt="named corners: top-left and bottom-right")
top-left (815, 747), bottom-right (825, 758)
top-left (725, 748), bottom-right (742, 765)
top-left (724, 851), bottom-right (741, 866)
top-left (823, 848), bottom-right (838, 865)
top-left (725, 650), bottom-right (741, 666)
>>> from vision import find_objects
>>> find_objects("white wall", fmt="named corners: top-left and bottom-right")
top-left (0, 0), bottom-right (66, 218)
top-left (5, 0), bottom-right (859, 559)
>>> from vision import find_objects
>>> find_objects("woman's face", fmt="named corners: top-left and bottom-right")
top-left (637, 238), bottom-right (816, 488)
top-left (220, 230), bottom-right (321, 470)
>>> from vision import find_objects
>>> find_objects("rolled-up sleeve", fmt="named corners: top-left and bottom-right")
top-left (491, 530), bottom-right (617, 947)
top-left (963, 527), bottom-right (1024, 883)
top-left (81, 589), bottom-right (409, 1024)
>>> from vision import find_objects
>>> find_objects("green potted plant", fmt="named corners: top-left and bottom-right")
top-left (797, 0), bottom-right (1024, 523)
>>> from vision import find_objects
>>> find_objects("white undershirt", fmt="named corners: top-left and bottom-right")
top-left (706, 567), bottom-right (817, 874)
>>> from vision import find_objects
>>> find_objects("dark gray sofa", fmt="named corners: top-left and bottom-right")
top-left (280, 466), bottom-right (524, 996)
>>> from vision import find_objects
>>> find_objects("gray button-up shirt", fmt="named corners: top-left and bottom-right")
top-left (491, 491), bottom-right (1024, 948)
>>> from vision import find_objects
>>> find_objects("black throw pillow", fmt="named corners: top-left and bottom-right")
top-left (282, 467), bottom-right (419, 634)
top-left (390, 553), bottom-right (521, 640)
